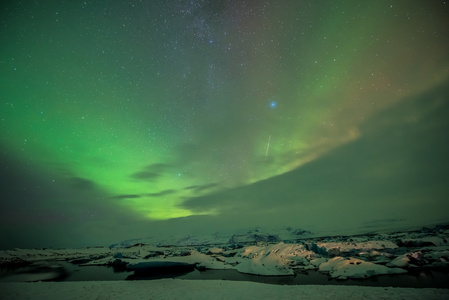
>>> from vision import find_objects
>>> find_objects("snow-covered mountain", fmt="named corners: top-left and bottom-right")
top-left (109, 226), bottom-right (314, 248)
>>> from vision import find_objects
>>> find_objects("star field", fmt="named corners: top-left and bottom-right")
top-left (1, 1), bottom-right (449, 248)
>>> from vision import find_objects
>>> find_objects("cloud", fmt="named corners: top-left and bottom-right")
top-left (2, 80), bottom-right (448, 249)
top-left (111, 189), bottom-right (178, 199)
top-left (184, 183), bottom-right (219, 193)
top-left (112, 194), bottom-right (142, 199)
top-left (171, 113), bottom-right (274, 185)
top-left (130, 171), bottom-right (160, 181)
top-left (0, 150), bottom-right (147, 249)
top-left (130, 163), bottom-right (170, 181)
top-left (146, 189), bottom-right (177, 197)
top-left (66, 177), bottom-right (97, 190)
top-left (178, 80), bottom-right (449, 235)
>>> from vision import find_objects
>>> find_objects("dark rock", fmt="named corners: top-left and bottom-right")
top-left (172, 250), bottom-right (191, 257)
top-left (0, 257), bottom-right (30, 267)
top-left (286, 227), bottom-right (313, 237)
top-left (126, 243), bottom-right (146, 248)
top-left (229, 233), bottom-right (280, 244)
top-left (196, 264), bottom-right (206, 271)
top-left (69, 258), bottom-right (93, 265)
top-left (406, 251), bottom-right (427, 266)
top-left (196, 247), bottom-right (209, 254)
top-left (144, 251), bottom-right (164, 259)
top-left (309, 243), bottom-right (328, 256)
top-left (110, 259), bottom-right (128, 272)
top-left (221, 251), bottom-right (237, 257)
top-left (397, 240), bottom-right (435, 247)
top-left (327, 248), bottom-right (341, 257)
top-left (223, 244), bottom-right (244, 250)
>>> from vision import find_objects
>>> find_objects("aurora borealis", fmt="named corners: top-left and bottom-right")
top-left (1, 1), bottom-right (449, 249)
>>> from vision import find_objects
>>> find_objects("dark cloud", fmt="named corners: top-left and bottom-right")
top-left (66, 177), bottom-right (97, 190)
top-left (171, 115), bottom-right (271, 184)
top-left (146, 189), bottom-right (177, 197)
top-left (0, 150), bottom-right (147, 249)
top-left (184, 183), bottom-right (219, 193)
top-left (130, 163), bottom-right (170, 181)
top-left (112, 190), bottom-right (177, 199)
top-left (179, 81), bottom-right (449, 234)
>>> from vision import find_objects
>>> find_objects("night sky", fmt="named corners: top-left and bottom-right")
top-left (1, 1), bottom-right (449, 249)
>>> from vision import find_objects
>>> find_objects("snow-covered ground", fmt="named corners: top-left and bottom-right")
top-left (1, 225), bottom-right (448, 298)
top-left (1, 279), bottom-right (449, 300)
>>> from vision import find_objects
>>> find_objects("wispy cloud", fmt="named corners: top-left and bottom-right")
top-left (111, 194), bottom-right (142, 199)
top-left (184, 183), bottom-right (219, 193)
top-left (130, 163), bottom-right (170, 181)
top-left (146, 189), bottom-right (177, 197)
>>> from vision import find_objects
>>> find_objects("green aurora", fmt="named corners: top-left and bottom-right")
top-left (1, 1), bottom-right (449, 248)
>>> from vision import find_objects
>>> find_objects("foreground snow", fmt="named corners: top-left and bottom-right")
top-left (1, 279), bottom-right (448, 300)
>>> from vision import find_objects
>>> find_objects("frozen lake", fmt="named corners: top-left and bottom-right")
top-left (4, 261), bottom-right (445, 289)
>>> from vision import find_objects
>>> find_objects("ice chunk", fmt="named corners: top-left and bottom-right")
top-left (319, 257), bottom-right (406, 279)
top-left (235, 243), bottom-right (295, 276)
top-left (387, 254), bottom-right (410, 268)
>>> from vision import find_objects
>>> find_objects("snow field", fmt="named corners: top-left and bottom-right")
top-left (1, 279), bottom-right (449, 300)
